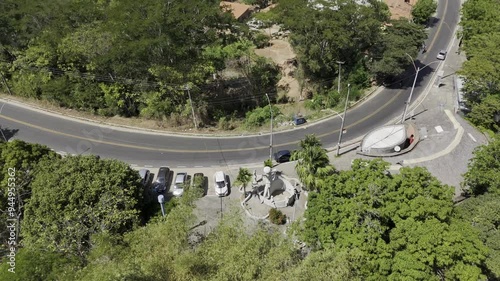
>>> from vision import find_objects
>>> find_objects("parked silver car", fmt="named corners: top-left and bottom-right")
top-left (173, 172), bottom-right (187, 197)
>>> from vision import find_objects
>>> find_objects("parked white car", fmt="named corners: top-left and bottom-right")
top-left (214, 171), bottom-right (229, 197)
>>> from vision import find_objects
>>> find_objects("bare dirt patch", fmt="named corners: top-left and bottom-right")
top-left (254, 33), bottom-right (303, 102)
top-left (384, 0), bottom-right (416, 20)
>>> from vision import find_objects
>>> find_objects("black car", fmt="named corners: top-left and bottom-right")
top-left (154, 167), bottom-right (170, 193)
top-left (294, 117), bottom-right (307, 125)
top-left (274, 150), bottom-right (291, 163)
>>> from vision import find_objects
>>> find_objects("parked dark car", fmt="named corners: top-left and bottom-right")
top-left (138, 169), bottom-right (150, 187)
top-left (274, 150), bottom-right (291, 163)
top-left (154, 167), bottom-right (170, 194)
top-left (294, 117), bottom-right (307, 125)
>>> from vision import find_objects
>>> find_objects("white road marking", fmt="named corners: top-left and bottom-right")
top-left (194, 166), bottom-right (204, 168)
top-left (435, 126), bottom-right (443, 133)
top-left (177, 165), bottom-right (187, 168)
top-left (467, 133), bottom-right (477, 142)
top-left (144, 165), bottom-right (153, 168)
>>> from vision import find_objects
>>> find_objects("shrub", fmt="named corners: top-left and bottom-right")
top-left (245, 105), bottom-right (281, 128)
top-left (269, 208), bottom-right (287, 225)
top-left (218, 116), bottom-right (235, 130)
top-left (264, 158), bottom-right (273, 167)
top-left (252, 32), bottom-right (270, 49)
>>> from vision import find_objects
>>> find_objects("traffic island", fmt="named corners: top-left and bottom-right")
top-left (358, 122), bottom-right (419, 157)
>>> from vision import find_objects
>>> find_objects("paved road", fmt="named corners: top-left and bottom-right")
top-left (0, 0), bottom-right (461, 167)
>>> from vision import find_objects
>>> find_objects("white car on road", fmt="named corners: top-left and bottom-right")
top-left (214, 171), bottom-right (228, 197)
top-left (436, 50), bottom-right (447, 60)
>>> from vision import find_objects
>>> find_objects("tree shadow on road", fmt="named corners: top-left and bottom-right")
top-left (0, 126), bottom-right (18, 142)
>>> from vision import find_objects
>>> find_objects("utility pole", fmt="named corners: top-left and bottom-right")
top-left (401, 67), bottom-right (420, 124)
top-left (184, 84), bottom-right (197, 129)
top-left (265, 93), bottom-right (273, 161)
top-left (336, 84), bottom-right (351, 156)
top-left (336, 61), bottom-right (345, 94)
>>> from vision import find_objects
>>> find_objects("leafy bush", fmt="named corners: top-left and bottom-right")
top-left (218, 116), bottom-right (236, 130)
top-left (252, 32), bottom-right (270, 49)
top-left (269, 208), bottom-right (287, 225)
top-left (305, 93), bottom-right (325, 110)
top-left (264, 158), bottom-right (273, 168)
top-left (244, 105), bottom-right (281, 128)
top-left (305, 90), bottom-right (341, 110)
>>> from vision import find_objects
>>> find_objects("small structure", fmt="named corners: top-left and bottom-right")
top-left (358, 122), bottom-right (419, 156)
top-left (220, 1), bottom-right (254, 21)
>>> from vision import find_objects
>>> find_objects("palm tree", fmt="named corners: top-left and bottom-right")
top-left (292, 135), bottom-right (335, 191)
top-left (234, 167), bottom-right (253, 195)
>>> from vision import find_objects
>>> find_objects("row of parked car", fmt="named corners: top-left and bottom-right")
top-left (138, 168), bottom-right (230, 197)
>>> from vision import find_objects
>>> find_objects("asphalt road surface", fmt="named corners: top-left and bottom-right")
top-left (0, 0), bottom-right (461, 167)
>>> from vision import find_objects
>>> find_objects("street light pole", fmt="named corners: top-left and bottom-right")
top-left (336, 84), bottom-right (350, 156)
top-left (336, 61), bottom-right (345, 94)
top-left (265, 93), bottom-right (273, 161)
top-left (401, 66), bottom-right (420, 124)
top-left (401, 53), bottom-right (443, 123)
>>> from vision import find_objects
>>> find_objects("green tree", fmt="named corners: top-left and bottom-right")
top-left (461, 0), bottom-right (500, 42)
top-left (455, 193), bottom-right (500, 279)
top-left (463, 137), bottom-right (500, 195)
top-left (467, 94), bottom-right (500, 132)
top-left (234, 167), bottom-right (253, 194)
top-left (285, 247), bottom-right (364, 281)
top-left (21, 155), bottom-right (144, 257)
top-left (0, 140), bottom-right (59, 257)
top-left (0, 247), bottom-right (80, 281)
top-left (301, 159), bottom-right (487, 280)
top-left (276, 0), bottom-right (386, 79)
top-left (291, 135), bottom-right (334, 191)
top-left (411, 0), bottom-right (438, 25)
top-left (458, 32), bottom-right (500, 98)
top-left (369, 19), bottom-right (427, 81)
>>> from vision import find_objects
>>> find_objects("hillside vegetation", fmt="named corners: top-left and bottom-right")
top-left (0, 0), bottom-right (428, 130)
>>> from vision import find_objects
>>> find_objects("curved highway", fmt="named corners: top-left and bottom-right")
top-left (0, 0), bottom-right (460, 167)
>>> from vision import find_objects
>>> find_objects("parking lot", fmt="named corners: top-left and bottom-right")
top-left (134, 166), bottom-right (239, 198)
